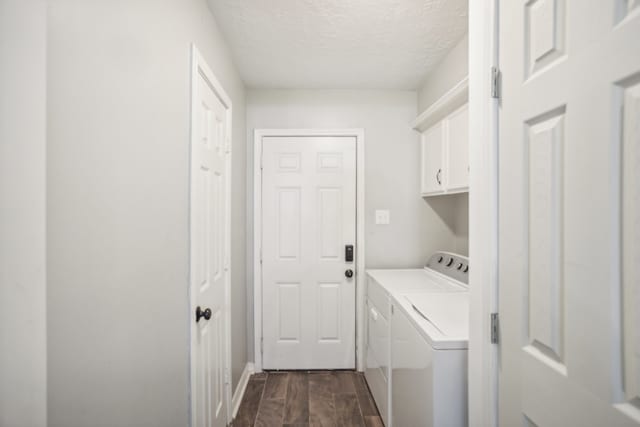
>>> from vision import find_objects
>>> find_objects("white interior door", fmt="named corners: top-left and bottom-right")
top-left (190, 55), bottom-right (230, 427)
top-left (261, 136), bottom-right (357, 370)
top-left (499, 1), bottom-right (640, 426)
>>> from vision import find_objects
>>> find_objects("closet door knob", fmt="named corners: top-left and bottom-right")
top-left (345, 269), bottom-right (354, 278)
top-left (195, 306), bottom-right (212, 322)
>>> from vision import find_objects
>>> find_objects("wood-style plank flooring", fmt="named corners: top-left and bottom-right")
top-left (233, 371), bottom-right (382, 427)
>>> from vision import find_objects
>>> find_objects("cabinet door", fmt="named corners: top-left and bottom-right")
top-left (365, 299), bottom-right (390, 426)
top-left (444, 103), bottom-right (469, 192)
top-left (421, 122), bottom-right (445, 195)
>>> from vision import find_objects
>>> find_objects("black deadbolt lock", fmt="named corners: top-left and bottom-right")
top-left (345, 245), bottom-right (354, 262)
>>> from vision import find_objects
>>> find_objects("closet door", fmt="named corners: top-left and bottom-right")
top-left (421, 122), bottom-right (445, 195)
top-left (445, 103), bottom-right (469, 193)
top-left (498, 1), bottom-right (640, 426)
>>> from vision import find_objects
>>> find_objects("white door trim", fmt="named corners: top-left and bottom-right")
top-left (189, 44), bottom-right (233, 426)
top-left (253, 128), bottom-right (365, 372)
top-left (468, 1), bottom-right (499, 427)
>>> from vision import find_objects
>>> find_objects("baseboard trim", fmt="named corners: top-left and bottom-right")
top-left (231, 362), bottom-right (254, 419)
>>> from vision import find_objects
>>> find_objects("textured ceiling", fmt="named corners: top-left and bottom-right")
top-left (206, 0), bottom-right (468, 89)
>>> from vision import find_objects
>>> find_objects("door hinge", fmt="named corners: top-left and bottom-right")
top-left (260, 337), bottom-right (264, 355)
top-left (491, 67), bottom-right (501, 99)
top-left (260, 247), bottom-right (263, 264)
top-left (391, 304), bottom-right (395, 315)
top-left (224, 368), bottom-right (230, 385)
top-left (490, 312), bottom-right (500, 344)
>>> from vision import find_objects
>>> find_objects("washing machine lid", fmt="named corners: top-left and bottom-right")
top-left (406, 292), bottom-right (469, 340)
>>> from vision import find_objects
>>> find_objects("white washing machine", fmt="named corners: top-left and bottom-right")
top-left (365, 252), bottom-right (469, 427)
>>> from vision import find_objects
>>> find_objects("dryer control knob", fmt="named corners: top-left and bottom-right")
top-left (446, 258), bottom-right (454, 267)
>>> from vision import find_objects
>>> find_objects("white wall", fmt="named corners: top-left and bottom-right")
top-left (417, 33), bottom-right (470, 257)
top-left (46, 1), bottom-right (246, 425)
top-left (454, 193), bottom-right (469, 255)
top-left (245, 89), bottom-right (459, 358)
top-left (0, 1), bottom-right (47, 426)
top-left (418, 34), bottom-right (469, 112)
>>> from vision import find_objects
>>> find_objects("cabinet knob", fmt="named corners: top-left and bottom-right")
top-left (436, 169), bottom-right (442, 185)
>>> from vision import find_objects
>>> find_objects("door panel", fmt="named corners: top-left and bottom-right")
top-left (526, 108), bottom-right (565, 369)
top-left (278, 283), bottom-right (301, 341)
top-left (525, 0), bottom-right (566, 79)
top-left (317, 282), bottom-right (341, 341)
top-left (318, 188), bottom-right (342, 260)
top-left (277, 188), bottom-right (301, 260)
top-left (499, 1), bottom-right (640, 425)
top-left (191, 66), bottom-right (229, 427)
top-left (262, 136), bottom-right (357, 370)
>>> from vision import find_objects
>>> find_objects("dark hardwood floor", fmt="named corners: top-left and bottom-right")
top-left (233, 371), bottom-right (383, 427)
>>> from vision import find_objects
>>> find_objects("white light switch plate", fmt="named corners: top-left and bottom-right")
top-left (375, 210), bottom-right (390, 225)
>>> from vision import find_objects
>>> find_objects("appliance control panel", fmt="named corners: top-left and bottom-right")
top-left (425, 252), bottom-right (469, 285)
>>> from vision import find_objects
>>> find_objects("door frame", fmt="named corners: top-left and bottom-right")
top-left (252, 128), bottom-right (365, 372)
top-left (468, 1), bottom-right (499, 426)
top-left (189, 44), bottom-right (233, 426)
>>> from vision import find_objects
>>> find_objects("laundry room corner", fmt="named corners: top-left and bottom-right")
top-left (244, 89), bottom-right (462, 364)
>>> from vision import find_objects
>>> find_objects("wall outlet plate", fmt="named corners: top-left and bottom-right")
top-left (375, 210), bottom-right (390, 225)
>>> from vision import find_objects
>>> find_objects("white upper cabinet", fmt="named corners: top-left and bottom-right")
top-left (421, 121), bottom-right (445, 195)
top-left (444, 103), bottom-right (469, 193)
top-left (419, 103), bottom-right (469, 196)
top-left (413, 77), bottom-right (469, 196)
top-left (413, 77), bottom-right (469, 197)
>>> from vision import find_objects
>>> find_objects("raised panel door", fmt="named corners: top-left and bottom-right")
top-left (499, 1), bottom-right (640, 425)
top-left (262, 136), bottom-right (357, 370)
top-left (191, 62), bottom-right (229, 427)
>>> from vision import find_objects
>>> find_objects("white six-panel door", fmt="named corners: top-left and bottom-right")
top-left (261, 136), bottom-right (357, 370)
top-left (190, 49), bottom-right (230, 427)
top-left (499, 1), bottom-right (640, 425)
